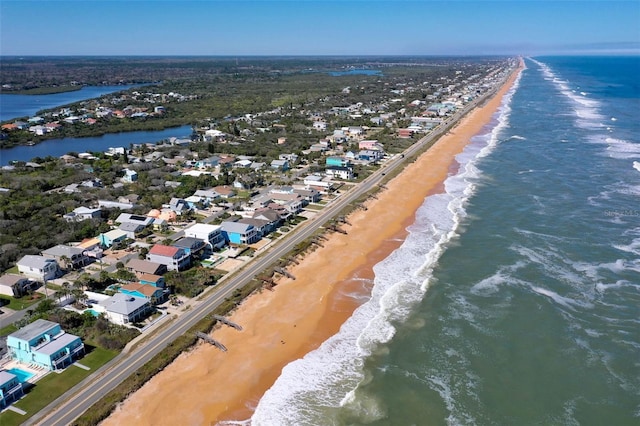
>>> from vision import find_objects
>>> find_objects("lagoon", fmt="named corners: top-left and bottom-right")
top-left (0, 85), bottom-right (140, 122)
top-left (0, 125), bottom-right (193, 165)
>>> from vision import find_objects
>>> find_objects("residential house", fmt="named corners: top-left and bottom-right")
top-left (358, 150), bottom-right (384, 163)
top-left (252, 209), bottom-right (282, 234)
top-left (147, 245), bottom-right (191, 271)
top-left (313, 121), bottom-right (327, 131)
top-left (100, 293), bottom-right (152, 325)
top-left (237, 218), bottom-right (270, 237)
top-left (118, 222), bottom-right (146, 239)
top-left (195, 156), bottom-right (219, 169)
top-left (16, 255), bottom-right (59, 281)
top-left (184, 223), bottom-right (226, 250)
top-left (326, 165), bottom-right (355, 180)
top-left (279, 153), bottom-right (299, 164)
top-left (220, 221), bottom-right (260, 245)
top-left (97, 229), bottom-right (128, 248)
top-left (0, 371), bottom-right (23, 408)
top-left (0, 274), bottom-right (35, 298)
top-left (77, 238), bottom-right (104, 259)
top-left (116, 213), bottom-right (154, 228)
top-left (268, 192), bottom-right (303, 214)
top-left (270, 159), bottom-right (290, 171)
top-left (303, 174), bottom-right (333, 191)
top-left (119, 283), bottom-right (166, 305)
top-left (98, 200), bottom-right (134, 210)
top-left (326, 157), bottom-right (351, 168)
top-left (358, 140), bottom-right (384, 151)
top-left (213, 185), bottom-right (236, 199)
top-left (193, 189), bottom-right (220, 205)
top-left (126, 259), bottom-right (167, 276)
top-left (122, 169), bottom-right (138, 183)
top-left (42, 245), bottom-right (90, 270)
top-left (7, 319), bottom-right (84, 370)
top-left (139, 274), bottom-right (165, 288)
top-left (172, 237), bottom-right (206, 258)
top-left (63, 206), bottom-right (101, 222)
top-left (293, 188), bottom-right (321, 204)
top-left (165, 198), bottom-right (191, 215)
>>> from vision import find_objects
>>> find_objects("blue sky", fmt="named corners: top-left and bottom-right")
top-left (1, 1), bottom-right (639, 56)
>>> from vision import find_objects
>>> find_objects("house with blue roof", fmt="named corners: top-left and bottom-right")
top-left (7, 319), bottom-right (84, 371)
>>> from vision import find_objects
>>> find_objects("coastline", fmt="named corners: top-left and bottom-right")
top-left (102, 62), bottom-right (523, 426)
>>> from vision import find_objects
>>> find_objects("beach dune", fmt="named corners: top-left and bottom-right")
top-left (102, 62), bottom-right (522, 426)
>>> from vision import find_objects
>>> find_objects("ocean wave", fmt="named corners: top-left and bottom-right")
top-left (250, 67), bottom-right (521, 425)
top-left (531, 58), bottom-right (605, 130)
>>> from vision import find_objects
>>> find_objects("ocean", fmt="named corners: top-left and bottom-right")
top-left (250, 56), bottom-right (640, 425)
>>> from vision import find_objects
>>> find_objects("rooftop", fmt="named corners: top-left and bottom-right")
top-left (10, 319), bottom-right (58, 342)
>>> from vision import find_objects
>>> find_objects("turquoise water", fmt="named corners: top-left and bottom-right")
top-left (86, 309), bottom-right (101, 317)
top-left (6, 368), bottom-right (35, 383)
top-left (251, 57), bottom-right (640, 425)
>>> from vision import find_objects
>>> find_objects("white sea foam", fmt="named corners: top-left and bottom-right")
top-left (250, 66), bottom-right (522, 425)
top-left (531, 59), bottom-right (605, 130)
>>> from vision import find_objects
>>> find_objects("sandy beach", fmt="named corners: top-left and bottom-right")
top-left (102, 62), bottom-right (523, 426)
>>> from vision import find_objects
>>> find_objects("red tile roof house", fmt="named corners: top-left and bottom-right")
top-left (146, 244), bottom-right (191, 271)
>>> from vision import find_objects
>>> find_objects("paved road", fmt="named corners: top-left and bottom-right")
top-left (28, 71), bottom-right (512, 426)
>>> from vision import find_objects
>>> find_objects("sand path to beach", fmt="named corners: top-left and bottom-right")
top-left (103, 63), bottom-right (522, 426)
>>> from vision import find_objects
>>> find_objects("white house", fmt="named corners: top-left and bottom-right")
top-left (100, 293), bottom-right (152, 325)
top-left (184, 223), bottom-right (226, 249)
top-left (16, 255), bottom-right (59, 281)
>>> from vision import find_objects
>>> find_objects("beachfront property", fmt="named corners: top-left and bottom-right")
top-left (42, 244), bottom-right (91, 270)
top-left (303, 174), bottom-right (333, 191)
top-left (119, 283), bottom-right (166, 305)
top-left (147, 244), bottom-right (191, 271)
top-left (99, 293), bottom-right (152, 325)
top-left (16, 255), bottom-right (60, 281)
top-left (184, 223), bottom-right (227, 250)
top-left (220, 221), bottom-right (260, 245)
top-left (98, 229), bottom-right (128, 248)
top-left (237, 218), bottom-right (271, 238)
top-left (326, 165), bottom-right (355, 180)
top-left (125, 258), bottom-right (167, 276)
top-left (6, 319), bottom-right (85, 371)
top-left (267, 192), bottom-right (304, 214)
top-left (0, 371), bottom-right (23, 408)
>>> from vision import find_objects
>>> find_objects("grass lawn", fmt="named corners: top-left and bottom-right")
top-left (0, 323), bottom-right (19, 336)
top-left (0, 293), bottom-right (43, 311)
top-left (304, 204), bottom-right (324, 211)
top-left (0, 346), bottom-right (118, 426)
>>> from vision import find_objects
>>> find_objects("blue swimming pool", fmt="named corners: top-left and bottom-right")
top-left (6, 367), bottom-right (35, 383)
top-left (85, 309), bottom-right (100, 317)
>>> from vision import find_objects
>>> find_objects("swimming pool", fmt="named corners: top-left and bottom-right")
top-left (6, 367), bottom-right (35, 383)
top-left (85, 309), bottom-right (101, 317)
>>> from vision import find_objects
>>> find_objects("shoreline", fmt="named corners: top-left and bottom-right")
top-left (102, 62), bottom-right (523, 426)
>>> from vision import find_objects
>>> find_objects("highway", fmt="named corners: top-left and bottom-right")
top-left (28, 70), bottom-right (512, 426)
